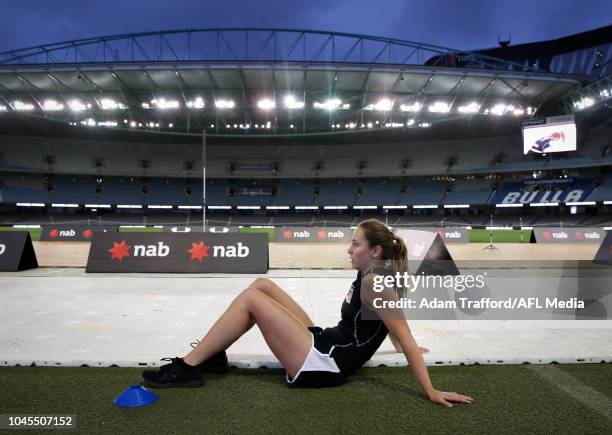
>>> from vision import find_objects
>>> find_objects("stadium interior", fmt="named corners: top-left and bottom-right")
top-left (0, 26), bottom-right (611, 228)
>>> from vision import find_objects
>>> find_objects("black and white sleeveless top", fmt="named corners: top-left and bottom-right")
top-left (320, 261), bottom-right (398, 374)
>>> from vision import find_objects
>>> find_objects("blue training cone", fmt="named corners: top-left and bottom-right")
top-left (113, 385), bottom-right (158, 408)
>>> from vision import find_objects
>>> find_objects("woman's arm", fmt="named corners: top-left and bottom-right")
top-left (388, 331), bottom-right (404, 352)
top-left (389, 329), bottom-right (429, 354)
top-left (360, 273), bottom-right (473, 408)
top-left (390, 321), bottom-right (473, 407)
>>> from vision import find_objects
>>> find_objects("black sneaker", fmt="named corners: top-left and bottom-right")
top-left (189, 340), bottom-right (230, 375)
top-left (142, 357), bottom-right (204, 389)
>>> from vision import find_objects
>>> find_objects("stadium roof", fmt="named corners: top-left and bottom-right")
top-left (0, 28), bottom-right (584, 134)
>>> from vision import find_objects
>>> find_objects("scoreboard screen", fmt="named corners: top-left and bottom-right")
top-left (522, 122), bottom-right (577, 155)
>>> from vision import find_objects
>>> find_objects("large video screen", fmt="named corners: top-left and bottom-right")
top-left (522, 122), bottom-right (577, 155)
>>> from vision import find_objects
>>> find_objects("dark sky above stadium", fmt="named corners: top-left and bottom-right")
top-left (0, 0), bottom-right (610, 53)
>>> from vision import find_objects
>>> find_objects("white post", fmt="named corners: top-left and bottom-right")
top-left (202, 130), bottom-right (206, 232)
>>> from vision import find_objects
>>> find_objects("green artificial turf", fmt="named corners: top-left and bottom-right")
top-left (0, 227), bottom-right (42, 241)
top-left (1, 364), bottom-right (610, 434)
top-left (469, 229), bottom-right (532, 243)
top-left (117, 227), bottom-right (163, 232)
top-left (239, 226), bottom-right (276, 242)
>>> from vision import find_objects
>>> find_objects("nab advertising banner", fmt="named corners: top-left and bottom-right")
top-left (410, 227), bottom-right (469, 243)
top-left (86, 233), bottom-right (268, 273)
top-left (0, 231), bottom-right (38, 271)
top-left (531, 228), bottom-right (606, 243)
top-left (274, 227), bottom-right (352, 243)
top-left (593, 231), bottom-right (612, 265)
top-left (41, 225), bottom-right (117, 241)
top-left (394, 229), bottom-right (460, 275)
top-left (159, 226), bottom-right (240, 233)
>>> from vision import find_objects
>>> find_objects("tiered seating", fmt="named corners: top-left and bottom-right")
top-left (145, 178), bottom-right (189, 205)
top-left (51, 175), bottom-right (98, 204)
top-left (0, 174), bottom-right (49, 203)
top-left (354, 180), bottom-right (403, 206)
top-left (98, 177), bottom-right (144, 204)
top-left (586, 174), bottom-right (612, 202)
top-left (443, 180), bottom-right (493, 205)
top-left (402, 180), bottom-right (447, 205)
top-left (314, 180), bottom-right (357, 206)
top-left (271, 181), bottom-right (315, 206)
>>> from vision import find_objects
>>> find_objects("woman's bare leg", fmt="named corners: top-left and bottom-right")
top-left (183, 287), bottom-right (312, 378)
top-left (248, 277), bottom-right (314, 328)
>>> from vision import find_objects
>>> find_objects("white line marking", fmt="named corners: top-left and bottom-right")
top-left (527, 364), bottom-right (612, 420)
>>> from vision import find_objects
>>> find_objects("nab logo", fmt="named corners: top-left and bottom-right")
top-left (108, 240), bottom-right (132, 261)
top-left (50, 229), bottom-right (76, 238)
top-left (552, 231), bottom-right (568, 239)
top-left (439, 230), bottom-right (461, 239)
top-left (318, 230), bottom-right (345, 239)
top-left (576, 231), bottom-right (600, 240)
top-left (108, 239), bottom-right (250, 262)
top-left (187, 240), bottom-right (250, 261)
top-left (83, 229), bottom-right (93, 238)
top-left (0, 243), bottom-right (5, 256)
top-left (213, 242), bottom-right (249, 257)
top-left (108, 240), bottom-right (170, 261)
top-left (284, 230), bottom-right (309, 239)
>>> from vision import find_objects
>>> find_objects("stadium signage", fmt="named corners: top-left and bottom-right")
top-left (531, 227), bottom-right (606, 243)
top-left (274, 227), bottom-right (352, 243)
top-left (0, 232), bottom-right (38, 271)
top-left (86, 232), bottom-right (268, 273)
top-left (593, 231), bottom-right (612, 265)
top-left (159, 226), bottom-right (239, 233)
top-left (393, 229), bottom-right (460, 275)
top-left (41, 225), bottom-right (117, 241)
top-left (403, 227), bottom-right (468, 243)
top-left (493, 179), bottom-right (594, 205)
top-left (501, 190), bottom-right (584, 204)
top-left (521, 118), bottom-right (546, 127)
top-left (433, 228), bottom-right (468, 243)
top-left (523, 178), bottom-right (574, 185)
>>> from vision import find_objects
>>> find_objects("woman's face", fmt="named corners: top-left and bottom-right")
top-left (347, 227), bottom-right (378, 271)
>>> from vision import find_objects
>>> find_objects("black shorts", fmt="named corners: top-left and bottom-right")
top-left (286, 326), bottom-right (348, 388)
